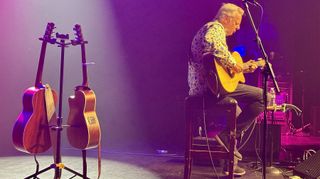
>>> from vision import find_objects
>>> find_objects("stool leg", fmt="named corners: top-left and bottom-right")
top-left (184, 108), bottom-right (192, 179)
top-left (227, 156), bottom-right (234, 179)
top-left (184, 148), bottom-right (192, 179)
top-left (227, 104), bottom-right (237, 179)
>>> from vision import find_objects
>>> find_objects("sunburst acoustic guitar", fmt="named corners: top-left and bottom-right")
top-left (67, 24), bottom-right (101, 150)
top-left (12, 23), bottom-right (58, 154)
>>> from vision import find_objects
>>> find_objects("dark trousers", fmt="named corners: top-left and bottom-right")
top-left (206, 83), bottom-right (270, 147)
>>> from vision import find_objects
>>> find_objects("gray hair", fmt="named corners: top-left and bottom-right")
top-left (215, 3), bottom-right (244, 20)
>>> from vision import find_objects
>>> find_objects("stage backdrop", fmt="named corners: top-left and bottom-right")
top-left (0, 0), bottom-right (319, 156)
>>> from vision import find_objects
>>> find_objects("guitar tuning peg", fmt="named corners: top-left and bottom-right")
top-left (71, 40), bottom-right (80, 46)
top-left (49, 38), bottom-right (56, 44)
top-left (83, 62), bottom-right (95, 66)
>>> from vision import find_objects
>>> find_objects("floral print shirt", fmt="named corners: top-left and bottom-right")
top-left (188, 20), bottom-right (237, 96)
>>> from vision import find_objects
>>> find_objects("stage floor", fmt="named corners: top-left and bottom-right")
top-left (0, 150), bottom-right (297, 179)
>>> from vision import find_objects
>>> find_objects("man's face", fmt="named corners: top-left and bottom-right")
top-left (225, 16), bottom-right (242, 36)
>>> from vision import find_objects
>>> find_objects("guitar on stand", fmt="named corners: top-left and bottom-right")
top-left (67, 24), bottom-right (101, 178)
top-left (20, 26), bottom-right (90, 179)
top-left (12, 22), bottom-right (57, 154)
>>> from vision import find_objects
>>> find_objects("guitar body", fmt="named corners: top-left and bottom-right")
top-left (12, 86), bottom-right (57, 154)
top-left (67, 87), bottom-right (101, 150)
top-left (214, 51), bottom-right (246, 93)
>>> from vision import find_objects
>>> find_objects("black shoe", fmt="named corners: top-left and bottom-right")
top-left (234, 149), bottom-right (243, 161)
top-left (224, 165), bottom-right (246, 176)
top-left (214, 135), bottom-right (243, 160)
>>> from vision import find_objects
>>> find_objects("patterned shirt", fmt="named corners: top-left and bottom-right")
top-left (188, 20), bottom-right (237, 96)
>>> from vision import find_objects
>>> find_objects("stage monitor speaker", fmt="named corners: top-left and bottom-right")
top-left (293, 150), bottom-right (320, 179)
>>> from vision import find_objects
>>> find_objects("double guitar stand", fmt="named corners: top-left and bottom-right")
top-left (25, 28), bottom-right (89, 179)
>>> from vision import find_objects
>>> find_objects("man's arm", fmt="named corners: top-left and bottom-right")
top-left (204, 22), bottom-right (243, 73)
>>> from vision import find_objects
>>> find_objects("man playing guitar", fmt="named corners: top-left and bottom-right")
top-left (188, 3), bottom-right (270, 176)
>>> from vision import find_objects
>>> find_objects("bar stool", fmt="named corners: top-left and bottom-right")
top-left (184, 95), bottom-right (237, 179)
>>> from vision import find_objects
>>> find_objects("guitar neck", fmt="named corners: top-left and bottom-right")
top-left (243, 60), bottom-right (265, 71)
top-left (80, 42), bottom-right (89, 87)
top-left (34, 40), bottom-right (48, 88)
top-left (34, 23), bottom-right (55, 88)
top-left (73, 24), bottom-right (90, 88)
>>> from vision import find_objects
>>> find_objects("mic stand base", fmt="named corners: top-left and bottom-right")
top-left (265, 166), bottom-right (282, 176)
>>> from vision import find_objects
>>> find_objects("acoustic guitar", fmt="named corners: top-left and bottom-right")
top-left (12, 23), bottom-right (58, 154)
top-left (209, 51), bottom-right (265, 93)
top-left (67, 24), bottom-right (101, 150)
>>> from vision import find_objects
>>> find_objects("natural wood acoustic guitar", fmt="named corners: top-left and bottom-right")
top-left (12, 23), bottom-right (57, 154)
top-left (67, 24), bottom-right (101, 150)
top-left (208, 51), bottom-right (265, 93)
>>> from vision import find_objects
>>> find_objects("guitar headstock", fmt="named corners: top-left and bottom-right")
top-left (71, 24), bottom-right (88, 45)
top-left (40, 22), bottom-right (56, 44)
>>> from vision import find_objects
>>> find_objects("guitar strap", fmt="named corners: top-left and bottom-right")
top-left (44, 84), bottom-right (55, 123)
top-left (188, 49), bottom-right (221, 98)
top-left (203, 54), bottom-right (221, 98)
top-left (44, 84), bottom-right (59, 160)
top-left (97, 142), bottom-right (101, 179)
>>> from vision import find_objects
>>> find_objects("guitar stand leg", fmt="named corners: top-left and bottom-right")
top-left (24, 163), bottom-right (90, 179)
top-left (82, 150), bottom-right (88, 178)
top-left (24, 164), bottom-right (56, 179)
top-left (56, 162), bottom-right (90, 179)
top-left (64, 165), bottom-right (90, 179)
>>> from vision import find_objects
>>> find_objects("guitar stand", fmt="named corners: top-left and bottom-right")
top-left (25, 162), bottom-right (87, 179)
top-left (24, 33), bottom-right (89, 179)
top-left (24, 151), bottom-right (89, 179)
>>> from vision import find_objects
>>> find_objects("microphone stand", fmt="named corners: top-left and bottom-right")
top-left (241, 1), bottom-right (280, 179)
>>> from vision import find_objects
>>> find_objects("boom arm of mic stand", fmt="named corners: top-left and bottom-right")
top-left (242, 0), bottom-right (280, 92)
